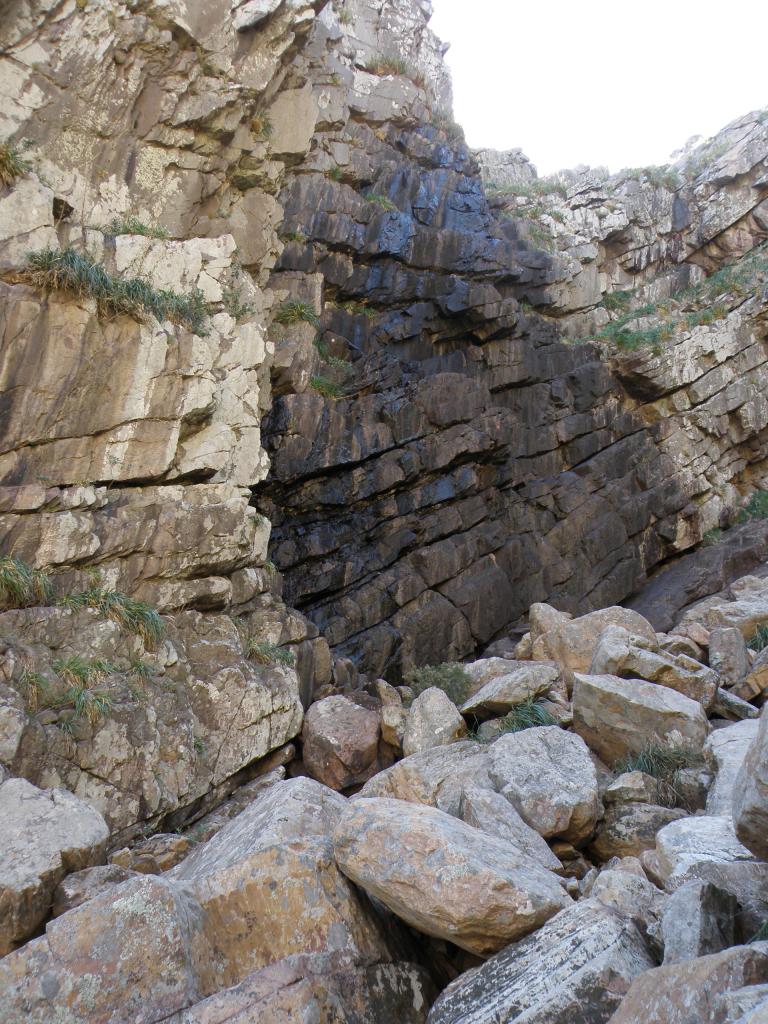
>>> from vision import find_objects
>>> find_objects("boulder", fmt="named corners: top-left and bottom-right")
top-left (733, 705), bottom-right (768, 860)
top-left (358, 741), bottom-right (490, 812)
top-left (678, 575), bottom-right (768, 638)
top-left (161, 953), bottom-right (434, 1024)
top-left (589, 625), bottom-right (718, 707)
top-left (402, 687), bottom-right (467, 756)
top-left (709, 626), bottom-right (751, 688)
top-left (458, 785), bottom-right (563, 872)
top-left (52, 864), bottom-right (139, 917)
top-left (572, 672), bottom-right (710, 764)
top-left (171, 778), bottom-right (396, 991)
top-left (0, 777), bottom-right (109, 955)
top-left (333, 798), bottom-right (571, 955)
top-left (301, 695), bottom-right (381, 790)
top-left (605, 771), bottom-right (662, 805)
top-left (661, 879), bottom-right (738, 965)
top-left (427, 900), bottom-right (654, 1024)
top-left (705, 719), bottom-right (761, 815)
top-left (590, 803), bottom-right (689, 861)
top-left (110, 833), bottom-right (192, 874)
top-left (0, 874), bottom-right (207, 1024)
top-left (608, 944), bottom-right (768, 1024)
top-left (528, 602), bottom-right (573, 640)
top-left (531, 607), bottom-right (656, 677)
top-left (589, 868), bottom-right (666, 951)
top-left (460, 662), bottom-right (560, 717)
top-left (488, 726), bottom-right (600, 845)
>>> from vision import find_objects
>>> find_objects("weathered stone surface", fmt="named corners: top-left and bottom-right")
top-left (458, 785), bottom-right (563, 872)
top-left (358, 741), bottom-right (489, 810)
top-left (488, 726), bottom-right (600, 844)
top-left (403, 687), bottom-right (467, 756)
top-left (589, 868), bottom-right (665, 950)
top-left (460, 662), bottom-right (560, 716)
top-left (111, 834), bottom-right (193, 874)
top-left (52, 863), bottom-right (139, 918)
top-left (163, 952), bottom-right (435, 1024)
top-left (608, 944), bottom-right (768, 1024)
top-left (333, 797), bottom-right (571, 955)
top-left (605, 771), bottom-right (662, 805)
top-left (0, 874), bottom-right (208, 1024)
top-left (710, 626), bottom-right (751, 688)
top-left (573, 672), bottom-right (710, 764)
top-left (706, 719), bottom-right (761, 815)
top-left (532, 608), bottom-right (657, 675)
top-left (0, 777), bottom-right (108, 954)
top-left (733, 705), bottom-right (768, 860)
top-left (590, 803), bottom-right (688, 861)
top-left (661, 879), bottom-right (738, 965)
top-left (427, 900), bottom-right (654, 1024)
top-left (302, 695), bottom-right (381, 791)
top-left (589, 625), bottom-right (718, 707)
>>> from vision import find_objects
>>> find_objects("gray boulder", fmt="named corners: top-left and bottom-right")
top-left (733, 705), bottom-right (768, 860)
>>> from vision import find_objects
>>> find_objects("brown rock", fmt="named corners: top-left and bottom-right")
top-left (302, 695), bottom-right (381, 790)
top-left (531, 607), bottom-right (656, 677)
top-left (590, 804), bottom-right (688, 861)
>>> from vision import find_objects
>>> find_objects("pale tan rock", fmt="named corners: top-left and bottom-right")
top-left (302, 695), bottom-right (381, 790)
top-left (590, 804), bottom-right (688, 861)
top-left (52, 863), bottom-right (139, 917)
top-left (528, 603), bottom-right (573, 640)
top-left (705, 718), bottom-right (761, 815)
top-left (0, 777), bottom-right (109, 955)
top-left (110, 834), bottom-right (192, 874)
top-left (402, 686), bottom-right (467, 756)
top-left (572, 672), bottom-right (710, 764)
top-left (458, 785), bottom-right (563, 872)
top-left (460, 662), bottom-right (560, 716)
top-left (531, 607), bottom-right (656, 677)
top-left (733, 705), bottom-right (768, 860)
top-left (488, 726), bottom-right (600, 845)
top-left (333, 797), bottom-right (572, 955)
top-left (604, 771), bottom-right (662, 805)
top-left (380, 703), bottom-right (407, 751)
top-left (513, 632), bottom-right (533, 659)
top-left (357, 741), bottom-right (490, 809)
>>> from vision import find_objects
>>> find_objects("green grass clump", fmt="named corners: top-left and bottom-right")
top-left (367, 192), bottom-right (398, 212)
top-left (326, 165), bottom-right (344, 182)
top-left (251, 113), bottom-right (273, 139)
top-left (274, 300), bottom-right (320, 328)
top-left (406, 663), bottom-right (472, 706)
top-left (702, 527), bottom-right (723, 547)
top-left (336, 6), bottom-right (352, 24)
top-left (497, 698), bottom-right (556, 734)
top-left (59, 585), bottom-right (164, 648)
top-left (104, 216), bottom-right (170, 240)
top-left (602, 290), bottom-right (633, 312)
top-left (129, 658), bottom-right (154, 680)
top-left (54, 655), bottom-right (116, 688)
top-left (245, 638), bottom-right (295, 667)
top-left (315, 337), bottom-right (354, 375)
top-left (310, 374), bottom-right (344, 400)
top-left (221, 282), bottom-right (253, 321)
top-left (365, 54), bottom-right (425, 87)
top-left (53, 660), bottom-right (116, 725)
top-left (748, 625), bottom-right (768, 653)
top-left (281, 230), bottom-right (308, 243)
top-left (0, 142), bottom-right (30, 186)
top-left (0, 556), bottom-right (52, 609)
top-left (738, 490), bottom-right (768, 523)
top-left (19, 668), bottom-right (50, 712)
top-left (487, 177), bottom-right (568, 200)
top-left (25, 248), bottom-right (210, 335)
top-left (615, 165), bottom-right (681, 190)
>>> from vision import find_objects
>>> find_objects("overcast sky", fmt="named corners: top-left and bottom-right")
top-left (429, 0), bottom-right (768, 175)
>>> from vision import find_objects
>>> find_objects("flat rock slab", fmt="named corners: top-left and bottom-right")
top-left (427, 899), bottom-right (654, 1024)
top-left (573, 672), bottom-right (710, 764)
top-left (333, 797), bottom-right (571, 955)
top-left (0, 776), bottom-right (109, 955)
top-left (733, 705), bottom-right (768, 860)
top-left (488, 726), bottom-right (600, 844)
top-left (162, 953), bottom-right (434, 1024)
top-left (705, 718), bottom-right (761, 815)
top-left (608, 943), bottom-right (768, 1023)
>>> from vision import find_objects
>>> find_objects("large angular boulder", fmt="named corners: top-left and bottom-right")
top-left (161, 953), bottom-right (435, 1024)
top-left (678, 574), bottom-right (768, 638)
top-left (590, 803), bottom-right (688, 861)
top-left (705, 718), bottom-right (761, 815)
top-left (0, 777), bottom-right (109, 955)
top-left (589, 625), bottom-right (718, 707)
top-left (488, 726), bottom-right (600, 845)
top-left (427, 900), bottom-right (654, 1024)
top-left (608, 944), bottom-right (768, 1023)
top-left (531, 607), bottom-right (656, 676)
top-left (333, 798), bottom-right (571, 955)
top-left (402, 687), bottom-right (467, 756)
top-left (573, 672), bottom-right (710, 764)
top-left (460, 662), bottom-right (560, 716)
top-left (709, 626), bottom-right (751, 688)
top-left (589, 869), bottom-right (666, 950)
top-left (170, 778), bottom-right (396, 992)
top-left (458, 785), bottom-right (563, 872)
top-left (733, 705), bottom-right (768, 860)
top-left (301, 695), bottom-right (381, 791)
top-left (661, 879), bottom-right (738, 965)
top-left (0, 874), bottom-right (207, 1024)
top-left (358, 741), bottom-right (490, 813)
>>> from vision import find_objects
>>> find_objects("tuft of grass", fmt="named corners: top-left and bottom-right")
top-left (0, 141), bottom-right (31, 186)
top-left (738, 491), bottom-right (768, 523)
top-left (406, 662), bottom-right (472, 706)
top-left (19, 668), bottom-right (50, 712)
top-left (274, 299), bottom-right (320, 328)
top-left (104, 216), bottom-right (170, 240)
top-left (614, 742), bottom-right (705, 807)
top-left (365, 54), bottom-right (425, 88)
top-left (24, 248), bottom-right (211, 336)
top-left (251, 113), bottom-right (273, 139)
top-left (326, 165), bottom-right (344, 182)
top-left (129, 658), bottom-right (154, 680)
top-left (487, 177), bottom-right (568, 200)
top-left (336, 6), bottom-right (352, 24)
top-left (315, 337), bottom-right (354, 375)
top-left (615, 165), bottom-right (681, 190)
top-left (748, 625), bottom-right (768, 653)
top-left (310, 374), bottom-right (344, 400)
top-left (702, 527), bottom-right (723, 547)
top-left (602, 290), bottom-right (633, 312)
top-left (0, 556), bottom-right (53, 609)
top-left (58, 586), bottom-right (164, 648)
top-left (497, 697), bottom-right (556, 734)
top-left (245, 638), bottom-right (295, 667)
top-left (281, 230), bottom-right (308, 243)
top-left (221, 281), bottom-right (253, 321)
top-left (366, 192), bottom-right (397, 212)
top-left (54, 655), bottom-right (116, 688)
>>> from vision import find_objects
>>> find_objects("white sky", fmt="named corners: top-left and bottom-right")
top-left (429, 0), bottom-right (768, 175)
